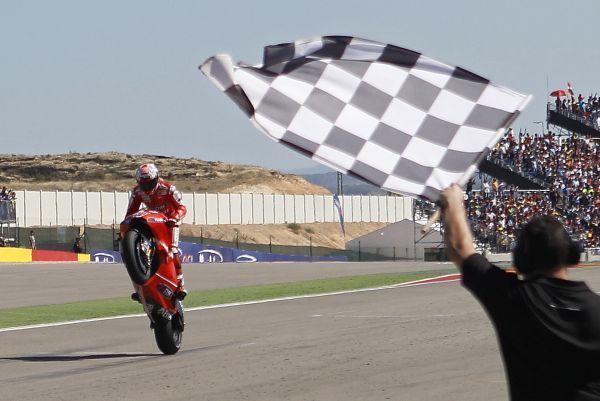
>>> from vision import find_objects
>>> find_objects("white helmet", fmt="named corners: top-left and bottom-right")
top-left (135, 163), bottom-right (159, 192)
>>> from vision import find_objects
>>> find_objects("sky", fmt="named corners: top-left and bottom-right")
top-left (2, 1), bottom-right (600, 173)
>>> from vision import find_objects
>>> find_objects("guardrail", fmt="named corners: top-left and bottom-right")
top-left (548, 103), bottom-right (600, 130)
top-left (547, 103), bottom-right (600, 137)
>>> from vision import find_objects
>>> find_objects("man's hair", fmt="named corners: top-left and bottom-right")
top-left (513, 215), bottom-right (580, 275)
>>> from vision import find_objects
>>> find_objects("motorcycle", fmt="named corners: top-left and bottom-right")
top-left (120, 209), bottom-right (184, 355)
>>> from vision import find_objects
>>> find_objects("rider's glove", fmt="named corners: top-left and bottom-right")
top-left (166, 218), bottom-right (178, 227)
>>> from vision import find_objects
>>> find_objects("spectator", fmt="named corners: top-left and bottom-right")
top-left (0, 187), bottom-right (16, 223)
top-left (72, 237), bottom-right (83, 253)
top-left (0, 187), bottom-right (15, 201)
top-left (441, 184), bottom-right (600, 401)
top-left (466, 178), bottom-right (474, 194)
top-left (113, 232), bottom-right (122, 252)
top-left (551, 89), bottom-right (600, 129)
top-left (29, 230), bottom-right (36, 249)
top-left (471, 129), bottom-right (600, 250)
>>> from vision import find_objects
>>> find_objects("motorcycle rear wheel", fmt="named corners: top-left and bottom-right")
top-left (122, 229), bottom-right (157, 285)
top-left (154, 317), bottom-right (183, 355)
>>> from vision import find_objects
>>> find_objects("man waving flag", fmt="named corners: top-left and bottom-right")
top-left (201, 36), bottom-right (530, 201)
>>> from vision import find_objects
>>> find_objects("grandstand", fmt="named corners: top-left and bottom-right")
top-left (547, 92), bottom-right (600, 137)
top-left (0, 187), bottom-right (17, 247)
top-left (467, 92), bottom-right (600, 252)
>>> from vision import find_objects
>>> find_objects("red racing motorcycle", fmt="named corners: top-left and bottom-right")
top-left (120, 209), bottom-right (184, 355)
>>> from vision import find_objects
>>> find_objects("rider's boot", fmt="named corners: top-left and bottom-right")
top-left (175, 274), bottom-right (187, 301)
top-left (131, 292), bottom-right (141, 303)
top-left (173, 251), bottom-right (187, 300)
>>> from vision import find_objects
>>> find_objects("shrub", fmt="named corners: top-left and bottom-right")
top-left (287, 223), bottom-right (301, 234)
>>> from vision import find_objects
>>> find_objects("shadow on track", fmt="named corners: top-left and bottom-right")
top-left (1, 353), bottom-right (159, 362)
top-left (1, 343), bottom-right (239, 363)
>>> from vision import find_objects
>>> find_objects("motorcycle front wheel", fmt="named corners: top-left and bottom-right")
top-left (154, 316), bottom-right (183, 355)
top-left (122, 229), bottom-right (157, 285)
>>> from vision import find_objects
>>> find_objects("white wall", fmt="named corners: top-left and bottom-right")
top-left (13, 191), bottom-right (413, 227)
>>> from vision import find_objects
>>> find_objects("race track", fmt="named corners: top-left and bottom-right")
top-left (2, 262), bottom-right (600, 401)
top-left (0, 261), bottom-right (454, 308)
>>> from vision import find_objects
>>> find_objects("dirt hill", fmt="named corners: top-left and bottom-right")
top-left (181, 222), bottom-right (388, 250)
top-left (0, 153), bottom-right (387, 248)
top-left (0, 152), bottom-right (329, 194)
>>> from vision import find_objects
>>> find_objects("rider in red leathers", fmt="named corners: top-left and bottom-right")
top-left (126, 163), bottom-right (188, 299)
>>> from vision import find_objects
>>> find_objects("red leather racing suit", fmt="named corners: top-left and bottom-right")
top-left (125, 177), bottom-right (187, 222)
top-left (125, 177), bottom-right (187, 286)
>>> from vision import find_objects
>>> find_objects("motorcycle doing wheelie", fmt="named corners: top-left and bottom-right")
top-left (120, 209), bottom-right (184, 355)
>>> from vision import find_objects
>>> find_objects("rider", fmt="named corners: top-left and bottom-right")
top-left (125, 163), bottom-right (188, 299)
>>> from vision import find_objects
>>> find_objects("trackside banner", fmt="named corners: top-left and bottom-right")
top-left (91, 242), bottom-right (346, 264)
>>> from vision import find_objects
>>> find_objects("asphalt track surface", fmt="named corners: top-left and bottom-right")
top-left (0, 261), bottom-right (455, 308)
top-left (2, 262), bottom-right (600, 401)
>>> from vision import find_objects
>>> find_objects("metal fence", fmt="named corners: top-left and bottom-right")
top-left (4, 225), bottom-right (385, 261)
top-left (548, 102), bottom-right (600, 130)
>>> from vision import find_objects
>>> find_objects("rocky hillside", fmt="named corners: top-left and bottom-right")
top-left (0, 152), bottom-right (330, 194)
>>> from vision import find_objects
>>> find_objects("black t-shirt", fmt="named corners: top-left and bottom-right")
top-left (462, 253), bottom-right (600, 401)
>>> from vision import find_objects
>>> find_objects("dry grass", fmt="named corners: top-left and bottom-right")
top-left (181, 222), bottom-right (387, 249)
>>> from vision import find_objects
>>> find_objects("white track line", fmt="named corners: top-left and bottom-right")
top-left (0, 274), bottom-right (460, 333)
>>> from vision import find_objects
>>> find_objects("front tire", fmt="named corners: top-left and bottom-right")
top-left (122, 229), bottom-right (157, 285)
top-left (154, 317), bottom-right (183, 355)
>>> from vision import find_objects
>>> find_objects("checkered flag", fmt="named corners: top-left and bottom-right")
top-left (201, 36), bottom-right (531, 201)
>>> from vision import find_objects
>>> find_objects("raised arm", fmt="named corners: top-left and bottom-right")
top-left (167, 185), bottom-right (187, 221)
top-left (125, 190), bottom-right (142, 219)
top-left (439, 184), bottom-right (477, 270)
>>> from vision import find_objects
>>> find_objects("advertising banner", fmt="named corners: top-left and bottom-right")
top-left (92, 242), bottom-right (347, 264)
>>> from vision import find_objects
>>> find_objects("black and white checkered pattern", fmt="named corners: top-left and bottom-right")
top-left (201, 36), bottom-right (531, 201)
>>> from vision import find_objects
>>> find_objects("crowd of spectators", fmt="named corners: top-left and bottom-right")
top-left (467, 130), bottom-right (600, 251)
top-left (0, 187), bottom-right (17, 246)
top-left (0, 186), bottom-right (16, 224)
top-left (553, 92), bottom-right (600, 128)
top-left (0, 186), bottom-right (16, 201)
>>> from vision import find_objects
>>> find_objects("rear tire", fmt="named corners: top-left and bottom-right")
top-left (122, 229), bottom-right (156, 285)
top-left (154, 317), bottom-right (183, 355)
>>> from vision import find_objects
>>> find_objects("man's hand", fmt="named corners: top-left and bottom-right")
top-left (166, 218), bottom-right (178, 227)
top-left (439, 183), bottom-right (465, 212)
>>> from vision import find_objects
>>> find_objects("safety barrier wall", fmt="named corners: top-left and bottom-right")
top-left (13, 191), bottom-right (412, 227)
top-left (32, 249), bottom-right (78, 262)
top-left (0, 247), bottom-right (90, 262)
top-left (90, 241), bottom-right (347, 264)
top-left (0, 247), bottom-right (32, 262)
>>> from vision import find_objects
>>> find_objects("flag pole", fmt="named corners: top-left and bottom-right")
top-left (421, 209), bottom-right (441, 234)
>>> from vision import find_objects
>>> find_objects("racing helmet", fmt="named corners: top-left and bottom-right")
top-left (135, 163), bottom-right (159, 192)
